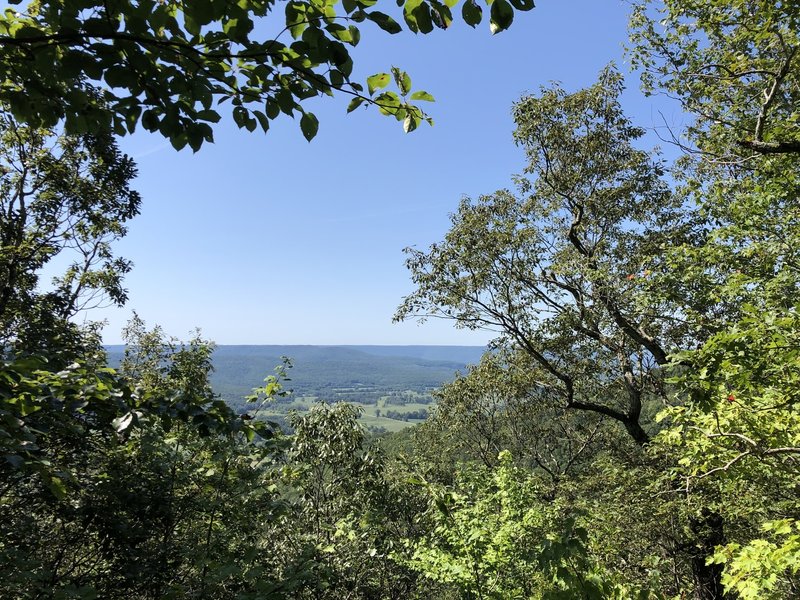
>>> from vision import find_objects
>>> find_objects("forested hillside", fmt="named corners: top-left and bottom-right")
top-left (2, 1), bottom-right (799, 599)
top-left (107, 344), bottom-right (482, 431)
top-left (107, 344), bottom-right (483, 406)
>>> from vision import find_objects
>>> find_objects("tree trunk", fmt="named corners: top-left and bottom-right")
top-left (689, 509), bottom-right (729, 600)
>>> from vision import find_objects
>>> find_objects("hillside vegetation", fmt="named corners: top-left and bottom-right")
top-left (107, 344), bottom-right (482, 430)
top-left (2, 2), bottom-right (799, 599)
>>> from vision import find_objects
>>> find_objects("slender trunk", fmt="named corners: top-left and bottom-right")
top-left (689, 510), bottom-right (729, 600)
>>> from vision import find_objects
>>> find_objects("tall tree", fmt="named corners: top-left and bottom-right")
top-left (629, 3), bottom-right (800, 597)
top-left (0, 110), bottom-right (140, 353)
top-left (416, 347), bottom-right (609, 484)
top-left (396, 67), bottom-right (687, 445)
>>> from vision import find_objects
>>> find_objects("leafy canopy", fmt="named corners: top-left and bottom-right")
top-left (396, 67), bottom-right (683, 445)
top-left (0, 111), bottom-right (140, 353)
top-left (629, 0), bottom-right (800, 158)
top-left (0, 0), bottom-right (534, 150)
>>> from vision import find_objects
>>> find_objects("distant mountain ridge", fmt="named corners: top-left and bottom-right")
top-left (105, 344), bottom-right (487, 407)
top-left (341, 345), bottom-right (488, 364)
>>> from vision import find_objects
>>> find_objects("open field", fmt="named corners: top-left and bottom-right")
top-left (251, 396), bottom-right (433, 432)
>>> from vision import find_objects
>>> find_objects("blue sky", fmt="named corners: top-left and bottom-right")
top-left (87, 0), bottom-right (684, 345)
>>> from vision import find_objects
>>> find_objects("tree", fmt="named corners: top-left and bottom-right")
top-left (396, 67), bottom-right (687, 446)
top-left (395, 66), bottom-right (764, 599)
top-left (0, 109), bottom-right (140, 353)
top-left (628, 4), bottom-right (800, 596)
top-left (655, 305), bottom-right (800, 599)
top-left (0, 318), bottom-right (289, 599)
top-left (629, 0), bottom-right (800, 158)
top-left (399, 451), bottom-right (660, 599)
top-left (0, 0), bottom-right (534, 149)
top-left (415, 347), bottom-right (609, 485)
top-left (230, 401), bottom-right (431, 599)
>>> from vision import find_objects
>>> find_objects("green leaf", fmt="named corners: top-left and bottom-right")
top-left (141, 109), bottom-right (159, 131)
top-left (196, 109), bottom-right (221, 123)
top-left (233, 106), bottom-right (249, 128)
top-left (112, 411), bottom-right (135, 432)
top-left (508, 0), bottom-right (534, 10)
top-left (402, 0), bottom-right (423, 31)
top-left (300, 111), bottom-right (319, 141)
top-left (285, 2), bottom-right (308, 38)
top-left (329, 23), bottom-right (354, 43)
top-left (430, 0), bottom-right (453, 29)
top-left (45, 475), bottom-right (67, 500)
top-left (347, 96), bottom-right (366, 113)
top-left (185, 0), bottom-right (215, 26)
top-left (410, 3), bottom-right (434, 33)
top-left (489, 0), bottom-right (513, 33)
top-left (392, 67), bottom-right (412, 95)
top-left (276, 89), bottom-right (295, 115)
top-left (367, 72), bottom-right (391, 95)
top-left (367, 11), bottom-right (402, 33)
top-left (183, 13), bottom-right (201, 36)
top-left (187, 125), bottom-right (205, 151)
top-left (461, 0), bottom-right (482, 27)
top-left (266, 100), bottom-right (280, 120)
top-left (374, 91), bottom-right (400, 115)
top-left (410, 90), bottom-right (435, 102)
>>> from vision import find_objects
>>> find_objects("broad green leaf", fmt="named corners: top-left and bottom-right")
top-left (367, 72), bottom-right (391, 95)
top-left (374, 91), bottom-right (400, 115)
top-left (489, 0), bottom-right (513, 33)
top-left (285, 2), bottom-right (308, 38)
top-left (410, 3), bottom-right (434, 33)
top-left (196, 109), bottom-right (221, 123)
top-left (410, 90), bottom-right (435, 102)
top-left (300, 111), bottom-right (319, 140)
top-left (347, 96), bottom-right (366, 112)
top-left (233, 105), bottom-right (250, 128)
top-left (392, 67), bottom-right (412, 95)
top-left (367, 11), bottom-right (402, 33)
top-left (461, 0), bottom-right (482, 27)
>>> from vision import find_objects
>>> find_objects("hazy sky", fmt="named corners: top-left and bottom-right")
top-left (83, 0), bottom-right (684, 345)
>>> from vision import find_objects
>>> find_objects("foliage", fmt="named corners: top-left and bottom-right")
top-left (654, 306), bottom-right (800, 598)
top-left (0, 352), bottom-right (134, 498)
top-left (710, 519), bottom-right (800, 600)
top-left (399, 451), bottom-right (552, 598)
top-left (0, 110), bottom-right (140, 352)
top-left (0, 319), bottom-right (295, 599)
top-left (626, 3), bottom-right (800, 598)
top-left (416, 347), bottom-right (609, 483)
top-left (277, 402), bottom-right (424, 598)
top-left (4, 2), bottom-right (800, 599)
top-left (400, 451), bottom-right (660, 599)
top-left (629, 0), bottom-right (800, 158)
top-left (662, 306), bottom-right (800, 481)
top-left (396, 66), bottom-right (685, 445)
top-left (0, 0), bottom-right (534, 149)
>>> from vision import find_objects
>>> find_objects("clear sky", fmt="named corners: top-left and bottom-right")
top-left (84, 0), bottom-right (685, 345)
